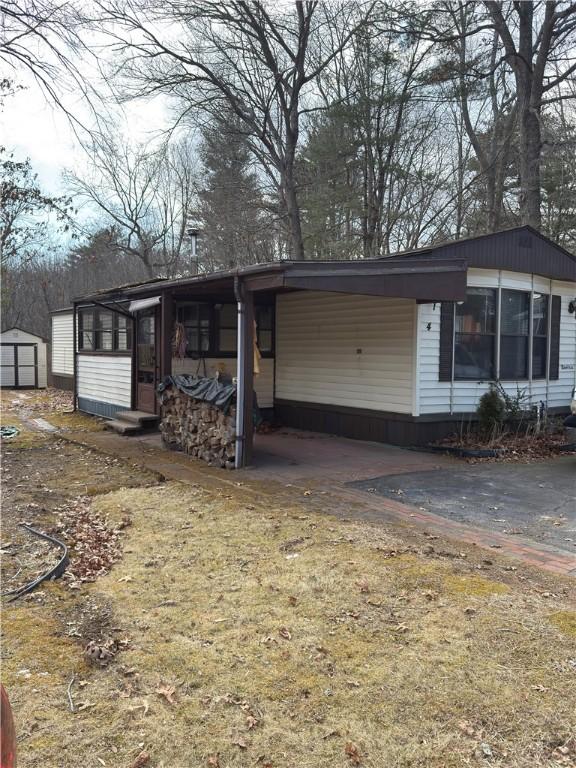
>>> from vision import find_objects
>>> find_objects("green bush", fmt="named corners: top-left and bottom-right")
top-left (477, 385), bottom-right (506, 435)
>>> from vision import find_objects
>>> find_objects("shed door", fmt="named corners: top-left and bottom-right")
top-left (0, 344), bottom-right (38, 388)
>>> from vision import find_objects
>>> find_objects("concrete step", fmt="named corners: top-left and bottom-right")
top-left (115, 410), bottom-right (159, 426)
top-left (105, 419), bottom-right (143, 435)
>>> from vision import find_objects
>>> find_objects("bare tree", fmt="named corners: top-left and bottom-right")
top-left (0, 1), bottom-right (97, 124)
top-left (67, 129), bottom-right (199, 278)
top-left (94, 0), bottom-right (371, 259)
top-left (484, 1), bottom-right (576, 229)
top-left (397, 1), bottom-right (576, 230)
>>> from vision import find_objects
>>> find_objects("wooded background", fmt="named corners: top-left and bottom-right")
top-left (2, 1), bottom-right (575, 337)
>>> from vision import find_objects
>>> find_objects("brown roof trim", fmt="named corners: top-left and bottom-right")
top-left (78, 256), bottom-right (468, 303)
top-left (75, 226), bottom-right (574, 305)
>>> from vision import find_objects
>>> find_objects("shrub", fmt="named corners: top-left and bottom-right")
top-left (477, 385), bottom-right (506, 435)
top-left (493, 381), bottom-right (529, 422)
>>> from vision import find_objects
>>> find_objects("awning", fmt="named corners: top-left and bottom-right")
top-left (128, 296), bottom-right (161, 313)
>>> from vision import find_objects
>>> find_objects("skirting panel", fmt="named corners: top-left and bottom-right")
top-left (51, 374), bottom-right (74, 392)
top-left (77, 397), bottom-right (126, 419)
top-left (274, 400), bottom-right (569, 447)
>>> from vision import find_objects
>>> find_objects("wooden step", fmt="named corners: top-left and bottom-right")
top-left (105, 419), bottom-right (143, 435)
top-left (115, 410), bottom-right (159, 425)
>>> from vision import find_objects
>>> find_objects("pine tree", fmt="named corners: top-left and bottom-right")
top-left (198, 115), bottom-right (275, 271)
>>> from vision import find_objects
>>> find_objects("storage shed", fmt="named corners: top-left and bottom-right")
top-left (50, 308), bottom-right (75, 391)
top-left (0, 327), bottom-right (48, 389)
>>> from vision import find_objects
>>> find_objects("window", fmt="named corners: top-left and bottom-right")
top-left (217, 304), bottom-right (237, 352)
top-left (78, 308), bottom-right (132, 352)
top-left (177, 303), bottom-right (211, 355)
top-left (78, 310), bottom-right (94, 350)
top-left (176, 301), bottom-right (275, 357)
top-left (448, 287), bottom-right (551, 382)
top-left (500, 290), bottom-right (530, 379)
top-left (115, 314), bottom-right (131, 352)
top-left (454, 288), bottom-right (497, 380)
top-left (256, 306), bottom-right (274, 353)
top-left (96, 310), bottom-right (113, 351)
top-left (532, 293), bottom-right (548, 379)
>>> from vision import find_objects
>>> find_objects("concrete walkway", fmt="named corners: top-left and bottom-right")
top-left (61, 429), bottom-right (576, 577)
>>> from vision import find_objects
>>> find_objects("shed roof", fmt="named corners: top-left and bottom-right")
top-left (1, 326), bottom-right (49, 342)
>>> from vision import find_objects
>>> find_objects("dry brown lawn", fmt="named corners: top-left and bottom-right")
top-left (1, 393), bottom-right (575, 768)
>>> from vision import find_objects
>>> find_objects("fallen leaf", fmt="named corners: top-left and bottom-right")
top-left (130, 752), bottom-right (150, 768)
top-left (232, 738), bottom-right (247, 749)
top-left (279, 627), bottom-right (292, 640)
top-left (207, 754), bottom-right (220, 767)
top-left (156, 683), bottom-right (176, 705)
top-left (288, 595), bottom-right (298, 606)
top-left (345, 741), bottom-right (362, 765)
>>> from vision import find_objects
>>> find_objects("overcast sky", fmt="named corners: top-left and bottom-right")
top-left (0, 62), bottom-right (172, 199)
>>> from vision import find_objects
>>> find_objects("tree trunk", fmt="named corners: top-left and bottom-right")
top-left (283, 160), bottom-right (305, 260)
top-left (518, 94), bottom-right (542, 228)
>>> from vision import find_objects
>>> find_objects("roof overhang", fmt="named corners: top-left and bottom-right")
top-left (77, 257), bottom-right (467, 304)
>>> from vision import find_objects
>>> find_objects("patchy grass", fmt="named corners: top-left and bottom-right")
top-left (40, 410), bottom-right (105, 432)
top-left (549, 611), bottom-right (576, 638)
top-left (3, 480), bottom-right (575, 768)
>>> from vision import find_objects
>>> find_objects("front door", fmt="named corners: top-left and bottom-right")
top-left (136, 309), bottom-right (158, 413)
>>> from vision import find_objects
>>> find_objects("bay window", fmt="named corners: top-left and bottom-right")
top-left (451, 287), bottom-right (550, 382)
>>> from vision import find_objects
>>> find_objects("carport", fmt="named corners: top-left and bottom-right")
top-left (77, 255), bottom-right (467, 467)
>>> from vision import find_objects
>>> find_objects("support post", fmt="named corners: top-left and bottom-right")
top-left (160, 290), bottom-right (174, 382)
top-left (234, 278), bottom-right (254, 468)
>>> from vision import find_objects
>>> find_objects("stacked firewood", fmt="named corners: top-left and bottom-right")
top-left (160, 389), bottom-right (236, 469)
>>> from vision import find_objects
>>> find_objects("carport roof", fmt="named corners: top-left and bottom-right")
top-left (77, 254), bottom-right (468, 304)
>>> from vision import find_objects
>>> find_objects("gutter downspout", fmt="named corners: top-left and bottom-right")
top-left (234, 275), bottom-right (245, 469)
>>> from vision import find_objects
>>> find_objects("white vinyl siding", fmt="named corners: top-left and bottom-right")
top-left (275, 292), bottom-right (414, 414)
top-left (0, 328), bottom-right (47, 388)
top-left (51, 313), bottom-right (74, 375)
top-left (418, 270), bottom-right (576, 415)
top-left (77, 355), bottom-right (132, 408)
top-left (172, 357), bottom-right (274, 409)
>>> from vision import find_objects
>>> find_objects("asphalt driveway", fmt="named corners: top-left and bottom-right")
top-left (350, 456), bottom-right (576, 556)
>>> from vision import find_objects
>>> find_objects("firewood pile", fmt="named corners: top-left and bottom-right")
top-left (160, 388), bottom-right (236, 469)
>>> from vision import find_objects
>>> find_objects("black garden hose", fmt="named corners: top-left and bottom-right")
top-left (2, 524), bottom-right (69, 602)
